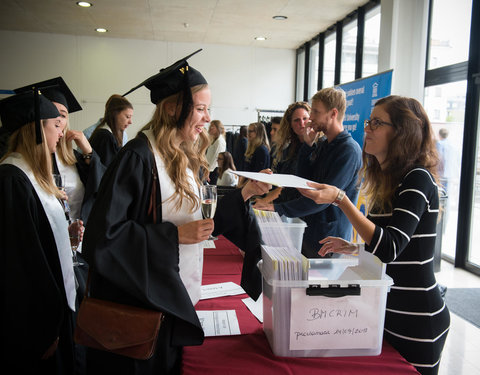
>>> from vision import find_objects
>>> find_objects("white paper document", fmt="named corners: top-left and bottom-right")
top-left (196, 310), bottom-right (241, 337)
top-left (203, 240), bottom-right (216, 249)
top-left (231, 171), bottom-right (316, 189)
top-left (200, 282), bottom-right (246, 300)
top-left (242, 295), bottom-right (263, 323)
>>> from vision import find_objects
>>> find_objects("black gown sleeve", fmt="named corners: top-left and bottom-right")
top-left (88, 129), bottom-right (120, 167)
top-left (73, 149), bottom-right (106, 224)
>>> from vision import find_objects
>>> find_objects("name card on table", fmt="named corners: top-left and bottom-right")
top-left (197, 310), bottom-right (241, 337)
top-left (289, 287), bottom-right (382, 350)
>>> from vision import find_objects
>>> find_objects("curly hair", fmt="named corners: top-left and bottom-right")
top-left (361, 95), bottom-right (439, 211)
top-left (272, 101), bottom-right (311, 170)
top-left (140, 84), bottom-right (210, 213)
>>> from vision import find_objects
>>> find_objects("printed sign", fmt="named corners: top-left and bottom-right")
top-left (289, 286), bottom-right (383, 350)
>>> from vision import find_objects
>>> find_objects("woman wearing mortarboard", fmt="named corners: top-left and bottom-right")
top-left (14, 77), bottom-right (106, 225)
top-left (81, 50), bottom-right (271, 374)
top-left (0, 90), bottom-right (77, 374)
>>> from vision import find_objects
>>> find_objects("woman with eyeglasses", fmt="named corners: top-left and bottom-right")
top-left (299, 95), bottom-right (450, 375)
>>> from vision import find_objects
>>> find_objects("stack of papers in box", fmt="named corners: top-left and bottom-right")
top-left (261, 245), bottom-right (309, 281)
top-left (254, 209), bottom-right (295, 249)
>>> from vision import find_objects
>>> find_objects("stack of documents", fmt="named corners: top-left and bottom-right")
top-left (254, 209), bottom-right (295, 249)
top-left (261, 245), bottom-right (309, 282)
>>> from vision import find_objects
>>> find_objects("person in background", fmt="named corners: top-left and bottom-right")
top-left (83, 117), bottom-right (128, 146)
top-left (205, 119), bottom-right (226, 184)
top-left (232, 125), bottom-right (247, 171)
top-left (82, 51), bottom-right (270, 375)
top-left (0, 90), bottom-right (78, 374)
top-left (254, 88), bottom-right (362, 258)
top-left (257, 102), bottom-right (311, 205)
top-left (268, 116), bottom-right (282, 166)
top-left (88, 94), bottom-right (133, 167)
top-left (300, 96), bottom-right (450, 375)
top-left (216, 151), bottom-right (238, 187)
top-left (238, 122), bottom-right (270, 187)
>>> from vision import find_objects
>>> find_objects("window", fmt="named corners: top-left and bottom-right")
top-left (308, 41), bottom-right (319, 98)
top-left (428, 0), bottom-right (472, 69)
top-left (341, 19), bottom-right (357, 83)
top-left (296, 50), bottom-right (305, 101)
top-left (362, 5), bottom-right (380, 77)
top-left (323, 32), bottom-right (336, 88)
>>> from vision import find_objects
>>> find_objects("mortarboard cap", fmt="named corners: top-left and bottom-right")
top-left (15, 76), bottom-right (82, 113)
top-left (0, 91), bottom-right (60, 144)
top-left (123, 49), bottom-right (207, 105)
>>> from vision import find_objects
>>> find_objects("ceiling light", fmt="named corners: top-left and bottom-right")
top-left (76, 1), bottom-right (92, 7)
top-left (95, 28), bottom-right (108, 33)
top-left (255, 36), bottom-right (267, 41)
top-left (272, 15), bottom-right (287, 20)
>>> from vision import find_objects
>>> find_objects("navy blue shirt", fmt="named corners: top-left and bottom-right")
top-left (274, 130), bottom-right (362, 257)
top-left (244, 144), bottom-right (270, 172)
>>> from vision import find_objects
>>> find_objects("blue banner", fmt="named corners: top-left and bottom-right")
top-left (336, 70), bottom-right (393, 147)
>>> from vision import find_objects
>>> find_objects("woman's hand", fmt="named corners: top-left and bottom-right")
top-left (178, 219), bottom-right (214, 244)
top-left (68, 219), bottom-right (85, 242)
top-left (299, 182), bottom-right (339, 205)
top-left (252, 201), bottom-right (274, 211)
top-left (65, 130), bottom-right (93, 156)
top-left (41, 337), bottom-right (59, 360)
top-left (241, 169), bottom-right (272, 202)
top-left (318, 236), bottom-right (358, 257)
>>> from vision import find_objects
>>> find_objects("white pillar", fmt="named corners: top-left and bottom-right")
top-left (378, 0), bottom-right (430, 102)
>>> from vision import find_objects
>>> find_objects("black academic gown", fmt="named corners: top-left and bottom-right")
top-left (88, 128), bottom-right (120, 168)
top-left (0, 164), bottom-right (75, 375)
top-left (82, 133), bottom-right (263, 375)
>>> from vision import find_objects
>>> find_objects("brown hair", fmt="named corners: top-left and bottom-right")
top-left (272, 101), bottom-right (311, 170)
top-left (361, 95), bottom-right (439, 211)
top-left (92, 94), bottom-right (133, 147)
top-left (218, 151), bottom-right (236, 178)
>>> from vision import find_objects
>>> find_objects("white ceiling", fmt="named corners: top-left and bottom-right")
top-left (0, 0), bottom-right (369, 49)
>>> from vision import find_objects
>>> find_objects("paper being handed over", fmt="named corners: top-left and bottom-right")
top-left (231, 171), bottom-right (316, 189)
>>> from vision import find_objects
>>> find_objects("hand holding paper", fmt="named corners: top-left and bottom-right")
top-left (232, 171), bottom-right (316, 190)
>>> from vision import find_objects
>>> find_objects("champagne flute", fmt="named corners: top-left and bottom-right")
top-left (200, 184), bottom-right (217, 241)
top-left (68, 218), bottom-right (84, 266)
top-left (53, 173), bottom-right (70, 221)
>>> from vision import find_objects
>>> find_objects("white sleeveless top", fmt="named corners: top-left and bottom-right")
top-left (144, 130), bottom-right (204, 305)
top-left (1, 153), bottom-right (76, 310)
top-left (55, 152), bottom-right (85, 220)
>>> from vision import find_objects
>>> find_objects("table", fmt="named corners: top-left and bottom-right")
top-left (182, 236), bottom-right (419, 375)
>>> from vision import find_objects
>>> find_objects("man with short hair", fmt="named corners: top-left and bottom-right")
top-left (255, 87), bottom-right (362, 258)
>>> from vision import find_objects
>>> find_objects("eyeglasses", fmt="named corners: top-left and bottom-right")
top-left (248, 129), bottom-right (256, 133)
top-left (364, 118), bottom-right (393, 131)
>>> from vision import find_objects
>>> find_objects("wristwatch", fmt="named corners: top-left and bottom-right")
top-left (332, 189), bottom-right (345, 206)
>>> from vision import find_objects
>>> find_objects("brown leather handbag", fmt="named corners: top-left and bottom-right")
top-left (74, 272), bottom-right (164, 360)
top-left (74, 161), bottom-right (164, 360)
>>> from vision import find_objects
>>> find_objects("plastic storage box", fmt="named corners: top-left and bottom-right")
top-left (262, 249), bottom-right (393, 357)
top-left (257, 214), bottom-right (307, 252)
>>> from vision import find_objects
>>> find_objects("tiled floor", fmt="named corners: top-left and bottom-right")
top-left (436, 260), bottom-right (480, 375)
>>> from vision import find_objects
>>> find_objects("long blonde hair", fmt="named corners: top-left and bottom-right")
top-left (209, 119), bottom-right (225, 143)
top-left (141, 84), bottom-right (209, 212)
top-left (56, 119), bottom-right (77, 166)
top-left (1, 121), bottom-right (61, 198)
top-left (245, 122), bottom-right (270, 162)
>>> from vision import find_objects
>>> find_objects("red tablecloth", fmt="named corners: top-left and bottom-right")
top-left (182, 237), bottom-right (419, 375)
